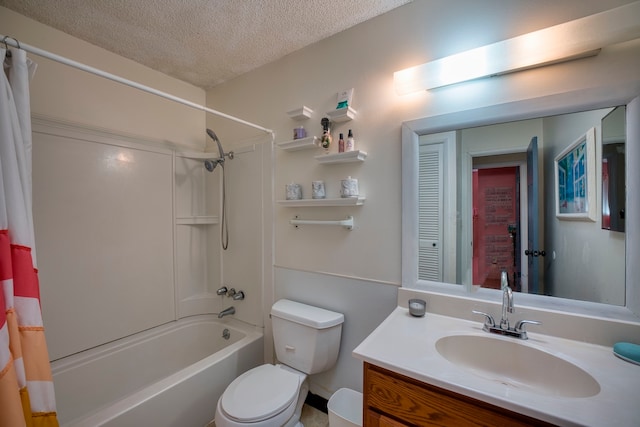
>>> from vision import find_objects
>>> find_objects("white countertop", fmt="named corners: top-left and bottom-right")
top-left (353, 307), bottom-right (640, 427)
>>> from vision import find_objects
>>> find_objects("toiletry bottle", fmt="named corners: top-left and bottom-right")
top-left (346, 129), bottom-right (355, 151)
top-left (338, 133), bottom-right (345, 152)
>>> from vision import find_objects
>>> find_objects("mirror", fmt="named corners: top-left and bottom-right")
top-left (601, 106), bottom-right (626, 233)
top-left (401, 87), bottom-right (639, 318)
top-left (427, 108), bottom-right (624, 305)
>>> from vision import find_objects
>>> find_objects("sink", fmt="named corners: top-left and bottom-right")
top-left (435, 335), bottom-right (600, 398)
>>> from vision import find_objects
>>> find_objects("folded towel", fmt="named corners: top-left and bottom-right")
top-left (613, 342), bottom-right (640, 365)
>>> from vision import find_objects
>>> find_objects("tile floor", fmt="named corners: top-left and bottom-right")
top-left (207, 403), bottom-right (328, 427)
top-left (301, 404), bottom-right (330, 427)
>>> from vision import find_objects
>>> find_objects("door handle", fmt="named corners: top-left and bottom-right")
top-left (525, 249), bottom-right (546, 257)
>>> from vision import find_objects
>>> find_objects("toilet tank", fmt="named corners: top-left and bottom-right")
top-left (271, 299), bottom-right (344, 375)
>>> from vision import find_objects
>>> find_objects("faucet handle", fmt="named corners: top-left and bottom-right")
top-left (472, 310), bottom-right (495, 328)
top-left (216, 286), bottom-right (228, 295)
top-left (514, 320), bottom-right (542, 339)
top-left (514, 319), bottom-right (541, 332)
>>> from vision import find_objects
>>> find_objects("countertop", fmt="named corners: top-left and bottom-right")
top-left (353, 307), bottom-right (640, 427)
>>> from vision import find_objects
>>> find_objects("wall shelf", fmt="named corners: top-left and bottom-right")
top-left (287, 106), bottom-right (313, 121)
top-left (277, 136), bottom-right (319, 151)
top-left (277, 197), bottom-right (365, 207)
top-left (326, 106), bottom-right (356, 122)
top-left (176, 215), bottom-right (219, 225)
top-left (315, 150), bottom-right (367, 164)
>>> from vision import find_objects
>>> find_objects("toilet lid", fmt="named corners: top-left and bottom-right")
top-left (221, 364), bottom-right (301, 422)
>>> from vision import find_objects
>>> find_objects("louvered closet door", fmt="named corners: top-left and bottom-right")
top-left (418, 143), bottom-right (443, 281)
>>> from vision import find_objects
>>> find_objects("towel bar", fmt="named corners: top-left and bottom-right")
top-left (290, 215), bottom-right (354, 230)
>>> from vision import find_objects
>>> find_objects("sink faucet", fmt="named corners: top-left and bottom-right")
top-left (218, 306), bottom-right (235, 318)
top-left (500, 271), bottom-right (513, 330)
top-left (472, 271), bottom-right (541, 340)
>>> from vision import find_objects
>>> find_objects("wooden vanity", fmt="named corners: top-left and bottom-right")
top-left (354, 305), bottom-right (640, 426)
top-left (364, 362), bottom-right (555, 426)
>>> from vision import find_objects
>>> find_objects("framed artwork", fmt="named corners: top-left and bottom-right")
top-left (554, 127), bottom-right (597, 221)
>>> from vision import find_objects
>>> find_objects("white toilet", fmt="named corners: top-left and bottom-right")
top-left (215, 299), bottom-right (344, 427)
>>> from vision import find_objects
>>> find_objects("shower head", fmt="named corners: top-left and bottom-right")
top-left (204, 158), bottom-right (219, 172)
top-left (204, 129), bottom-right (234, 172)
top-left (207, 128), bottom-right (225, 160)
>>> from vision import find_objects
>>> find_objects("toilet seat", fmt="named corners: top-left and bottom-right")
top-left (220, 364), bottom-right (301, 423)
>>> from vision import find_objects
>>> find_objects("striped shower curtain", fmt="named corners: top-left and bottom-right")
top-left (0, 46), bottom-right (59, 427)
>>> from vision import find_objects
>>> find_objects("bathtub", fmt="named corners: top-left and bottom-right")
top-left (50, 315), bottom-right (264, 427)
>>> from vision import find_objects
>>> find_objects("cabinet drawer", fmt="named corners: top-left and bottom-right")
top-left (364, 363), bottom-right (554, 427)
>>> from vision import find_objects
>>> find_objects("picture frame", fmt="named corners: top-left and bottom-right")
top-left (554, 127), bottom-right (597, 221)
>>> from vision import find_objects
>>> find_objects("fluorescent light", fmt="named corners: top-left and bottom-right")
top-left (394, 1), bottom-right (640, 94)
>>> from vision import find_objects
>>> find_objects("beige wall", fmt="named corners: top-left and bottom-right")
top-left (0, 6), bottom-right (206, 148)
top-left (206, 0), bottom-right (640, 286)
top-left (205, 0), bottom-right (640, 397)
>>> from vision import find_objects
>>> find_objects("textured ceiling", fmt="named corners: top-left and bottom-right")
top-left (0, 0), bottom-right (412, 89)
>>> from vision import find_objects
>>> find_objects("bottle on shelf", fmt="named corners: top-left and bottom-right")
top-left (346, 129), bottom-right (355, 152)
top-left (338, 133), bottom-right (345, 152)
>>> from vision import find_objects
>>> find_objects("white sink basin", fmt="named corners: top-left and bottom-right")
top-left (436, 335), bottom-right (600, 398)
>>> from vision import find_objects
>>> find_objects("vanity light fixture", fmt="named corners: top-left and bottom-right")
top-left (394, 1), bottom-right (640, 94)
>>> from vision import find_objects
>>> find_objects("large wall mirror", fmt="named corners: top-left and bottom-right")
top-left (402, 86), bottom-right (639, 319)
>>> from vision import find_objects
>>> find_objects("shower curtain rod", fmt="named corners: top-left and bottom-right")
top-left (1, 34), bottom-right (274, 134)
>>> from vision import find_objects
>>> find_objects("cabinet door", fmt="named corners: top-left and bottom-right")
top-left (364, 363), bottom-right (552, 427)
top-left (366, 410), bottom-right (409, 427)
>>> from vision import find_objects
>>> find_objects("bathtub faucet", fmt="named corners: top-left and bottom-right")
top-left (218, 306), bottom-right (235, 318)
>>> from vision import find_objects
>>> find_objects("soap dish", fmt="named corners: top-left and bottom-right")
top-left (613, 342), bottom-right (640, 366)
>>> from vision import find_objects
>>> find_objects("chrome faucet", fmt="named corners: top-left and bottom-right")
top-left (472, 271), bottom-right (541, 340)
top-left (500, 271), bottom-right (513, 330)
top-left (216, 286), bottom-right (228, 295)
top-left (218, 306), bottom-right (235, 318)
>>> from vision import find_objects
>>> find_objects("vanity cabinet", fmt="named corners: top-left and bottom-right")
top-left (363, 363), bottom-right (555, 427)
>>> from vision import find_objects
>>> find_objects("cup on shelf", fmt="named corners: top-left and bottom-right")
top-left (312, 180), bottom-right (326, 199)
top-left (285, 183), bottom-right (303, 200)
top-left (340, 177), bottom-right (359, 198)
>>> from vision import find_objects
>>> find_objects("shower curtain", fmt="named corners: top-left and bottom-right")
top-left (0, 46), bottom-right (59, 427)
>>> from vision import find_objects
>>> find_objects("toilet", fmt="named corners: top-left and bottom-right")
top-left (215, 299), bottom-right (344, 427)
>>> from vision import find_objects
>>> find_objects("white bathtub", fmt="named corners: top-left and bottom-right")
top-left (51, 315), bottom-right (264, 427)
